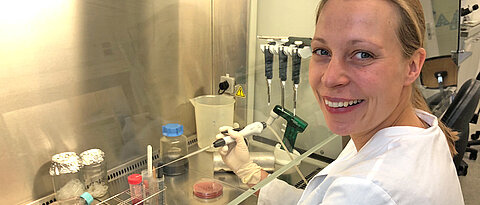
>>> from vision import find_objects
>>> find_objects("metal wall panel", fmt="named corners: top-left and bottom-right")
top-left (211, 0), bottom-right (249, 126)
top-left (0, 0), bottom-right (238, 203)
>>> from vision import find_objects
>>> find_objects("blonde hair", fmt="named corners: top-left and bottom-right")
top-left (316, 0), bottom-right (458, 156)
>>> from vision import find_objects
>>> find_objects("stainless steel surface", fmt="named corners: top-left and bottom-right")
top-left (95, 145), bottom-right (257, 205)
top-left (28, 138), bottom-right (325, 205)
top-left (99, 140), bottom-right (324, 205)
top-left (213, 152), bottom-right (275, 172)
top-left (212, 0), bottom-right (249, 127)
top-left (163, 149), bottom-right (257, 205)
top-left (0, 0), bottom-right (250, 204)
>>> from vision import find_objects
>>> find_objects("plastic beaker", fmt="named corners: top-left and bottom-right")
top-left (190, 95), bottom-right (235, 151)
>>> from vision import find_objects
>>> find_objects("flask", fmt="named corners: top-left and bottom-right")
top-left (49, 152), bottom-right (85, 201)
top-left (51, 192), bottom-right (93, 205)
top-left (160, 123), bottom-right (189, 175)
top-left (80, 149), bottom-right (108, 198)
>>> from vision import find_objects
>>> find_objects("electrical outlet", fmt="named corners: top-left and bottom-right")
top-left (220, 74), bottom-right (235, 94)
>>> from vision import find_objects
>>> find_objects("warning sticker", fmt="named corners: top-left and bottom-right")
top-left (235, 85), bottom-right (246, 98)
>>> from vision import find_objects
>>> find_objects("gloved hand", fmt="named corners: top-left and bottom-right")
top-left (216, 126), bottom-right (262, 184)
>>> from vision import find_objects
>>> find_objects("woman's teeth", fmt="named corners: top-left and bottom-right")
top-left (324, 99), bottom-right (364, 108)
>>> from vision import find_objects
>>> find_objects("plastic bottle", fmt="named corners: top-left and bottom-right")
top-left (51, 192), bottom-right (93, 205)
top-left (160, 123), bottom-right (189, 175)
top-left (128, 174), bottom-right (143, 205)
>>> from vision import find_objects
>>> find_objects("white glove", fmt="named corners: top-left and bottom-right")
top-left (216, 126), bottom-right (262, 184)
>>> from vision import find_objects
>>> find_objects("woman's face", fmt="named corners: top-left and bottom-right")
top-left (309, 0), bottom-right (411, 136)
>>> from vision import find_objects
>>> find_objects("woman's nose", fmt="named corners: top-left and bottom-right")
top-left (321, 57), bottom-right (349, 88)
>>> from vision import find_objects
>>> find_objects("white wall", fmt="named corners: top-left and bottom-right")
top-left (251, 0), bottom-right (343, 159)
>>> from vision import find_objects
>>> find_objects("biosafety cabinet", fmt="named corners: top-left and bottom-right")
top-left (0, 0), bottom-right (462, 204)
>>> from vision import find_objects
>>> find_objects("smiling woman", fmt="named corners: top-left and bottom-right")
top-left (216, 0), bottom-right (465, 204)
top-left (310, 0), bottom-right (458, 156)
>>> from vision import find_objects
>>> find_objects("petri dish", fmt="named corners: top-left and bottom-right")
top-left (193, 180), bottom-right (224, 199)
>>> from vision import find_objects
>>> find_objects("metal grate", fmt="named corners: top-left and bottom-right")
top-left (107, 153), bottom-right (160, 182)
top-left (41, 195), bottom-right (56, 205)
top-left (187, 137), bottom-right (198, 146)
top-left (43, 199), bottom-right (57, 205)
top-left (186, 134), bottom-right (198, 146)
top-left (26, 193), bottom-right (56, 205)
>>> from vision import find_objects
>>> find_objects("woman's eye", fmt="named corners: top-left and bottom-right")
top-left (354, 51), bottom-right (373, 59)
top-left (314, 49), bottom-right (330, 56)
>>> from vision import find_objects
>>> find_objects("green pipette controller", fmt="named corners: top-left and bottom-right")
top-left (273, 105), bottom-right (308, 152)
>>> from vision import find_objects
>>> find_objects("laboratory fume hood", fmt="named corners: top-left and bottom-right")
top-left (0, 0), bottom-right (462, 204)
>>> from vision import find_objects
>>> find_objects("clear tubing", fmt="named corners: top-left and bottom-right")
top-left (267, 126), bottom-right (307, 185)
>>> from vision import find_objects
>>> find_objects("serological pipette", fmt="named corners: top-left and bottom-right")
top-left (157, 122), bottom-right (267, 170)
top-left (156, 146), bottom-right (211, 170)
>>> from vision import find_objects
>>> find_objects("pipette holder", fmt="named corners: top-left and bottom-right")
top-left (272, 105), bottom-right (308, 152)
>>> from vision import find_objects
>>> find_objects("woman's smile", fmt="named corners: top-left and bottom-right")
top-left (322, 96), bottom-right (365, 114)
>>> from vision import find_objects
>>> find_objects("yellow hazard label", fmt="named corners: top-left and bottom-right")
top-left (235, 85), bottom-right (246, 98)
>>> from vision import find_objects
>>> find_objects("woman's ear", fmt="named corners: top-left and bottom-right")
top-left (405, 48), bottom-right (426, 85)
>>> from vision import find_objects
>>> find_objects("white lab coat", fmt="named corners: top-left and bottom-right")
top-left (258, 110), bottom-right (464, 205)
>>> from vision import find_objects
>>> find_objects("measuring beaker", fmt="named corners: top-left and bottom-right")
top-left (190, 95), bottom-right (235, 151)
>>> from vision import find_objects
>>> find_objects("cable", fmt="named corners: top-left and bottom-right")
top-left (267, 126), bottom-right (308, 185)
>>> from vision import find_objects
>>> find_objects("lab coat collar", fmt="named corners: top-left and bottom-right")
top-left (315, 109), bottom-right (437, 178)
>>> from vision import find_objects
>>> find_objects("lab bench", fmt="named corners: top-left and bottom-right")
top-left (94, 136), bottom-right (330, 205)
top-left (29, 134), bottom-right (333, 205)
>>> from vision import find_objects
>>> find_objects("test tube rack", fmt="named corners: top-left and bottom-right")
top-left (94, 151), bottom-right (166, 205)
top-left (95, 186), bottom-right (166, 205)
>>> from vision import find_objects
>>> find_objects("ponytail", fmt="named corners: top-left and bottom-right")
top-left (412, 85), bottom-right (458, 156)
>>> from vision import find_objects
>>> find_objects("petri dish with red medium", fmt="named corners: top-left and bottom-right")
top-left (193, 179), bottom-right (224, 199)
